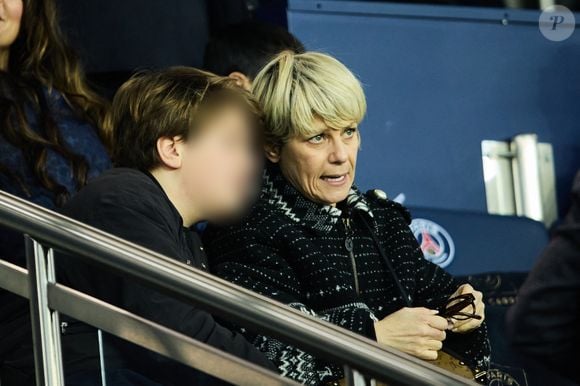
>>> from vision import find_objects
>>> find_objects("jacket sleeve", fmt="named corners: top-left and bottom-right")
top-left (506, 174), bottom-right (580, 379)
top-left (374, 198), bottom-right (491, 371)
top-left (59, 194), bottom-right (275, 371)
top-left (204, 225), bottom-right (377, 385)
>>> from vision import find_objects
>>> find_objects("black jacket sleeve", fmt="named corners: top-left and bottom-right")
top-left (506, 172), bottom-right (580, 381)
top-left (58, 190), bottom-right (275, 371)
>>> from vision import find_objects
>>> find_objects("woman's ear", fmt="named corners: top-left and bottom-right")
top-left (228, 72), bottom-right (252, 91)
top-left (156, 136), bottom-right (183, 169)
top-left (264, 143), bottom-right (281, 163)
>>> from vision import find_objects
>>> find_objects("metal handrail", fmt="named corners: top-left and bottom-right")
top-left (1, 254), bottom-right (294, 386)
top-left (0, 190), bottom-right (477, 386)
top-left (48, 280), bottom-right (296, 386)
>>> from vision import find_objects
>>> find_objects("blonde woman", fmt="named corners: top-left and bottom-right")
top-left (204, 51), bottom-right (490, 385)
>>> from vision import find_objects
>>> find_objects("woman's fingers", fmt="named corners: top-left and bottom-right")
top-left (451, 308), bottom-right (485, 332)
top-left (451, 319), bottom-right (477, 333)
top-left (426, 314), bottom-right (449, 332)
top-left (446, 283), bottom-right (486, 333)
top-left (375, 307), bottom-right (455, 360)
top-left (425, 339), bottom-right (444, 351)
top-left (417, 349), bottom-right (439, 361)
top-left (457, 283), bottom-right (475, 295)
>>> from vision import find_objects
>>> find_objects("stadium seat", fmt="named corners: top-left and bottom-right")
top-left (408, 206), bottom-right (549, 275)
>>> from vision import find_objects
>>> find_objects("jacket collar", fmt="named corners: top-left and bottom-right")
top-left (260, 162), bottom-right (373, 233)
top-left (140, 169), bottom-right (187, 230)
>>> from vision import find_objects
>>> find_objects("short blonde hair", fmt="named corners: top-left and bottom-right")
top-left (252, 51), bottom-right (366, 146)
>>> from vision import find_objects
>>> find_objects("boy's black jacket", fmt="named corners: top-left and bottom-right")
top-left (57, 168), bottom-right (275, 385)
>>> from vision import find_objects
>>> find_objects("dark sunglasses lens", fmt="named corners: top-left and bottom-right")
top-left (443, 294), bottom-right (478, 319)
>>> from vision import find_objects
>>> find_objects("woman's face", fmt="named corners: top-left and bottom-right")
top-left (0, 0), bottom-right (23, 49)
top-left (270, 117), bottom-right (360, 206)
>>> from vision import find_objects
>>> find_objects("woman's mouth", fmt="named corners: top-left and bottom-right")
top-left (321, 174), bottom-right (348, 186)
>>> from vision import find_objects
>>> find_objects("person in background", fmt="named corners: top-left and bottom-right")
top-left (203, 51), bottom-right (490, 385)
top-left (57, 67), bottom-right (275, 386)
top-left (0, 0), bottom-right (111, 384)
top-left (506, 170), bottom-right (580, 384)
top-left (203, 21), bottom-right (304, 91)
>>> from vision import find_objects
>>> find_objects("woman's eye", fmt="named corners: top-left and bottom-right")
top-left (308, 134), bottom-right (324, 144)
top-left (344, 128), bottom-right (357, 137)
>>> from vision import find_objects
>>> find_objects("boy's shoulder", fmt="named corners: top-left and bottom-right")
top-left (77, 168), bottom-right (158, 201)
top-left (61, 168), bottom-right (169, 222)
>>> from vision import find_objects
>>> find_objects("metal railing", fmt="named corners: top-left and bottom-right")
top-left (0, 190), bottom-right (477, 386)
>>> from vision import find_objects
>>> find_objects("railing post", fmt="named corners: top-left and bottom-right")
top-left (26, 236), bottom-right (65, 386)
top-left (344, 367), bottom-right (375, 386)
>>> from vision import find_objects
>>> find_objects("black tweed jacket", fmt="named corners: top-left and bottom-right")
top-left (204, 163), bottom-right (490, 385)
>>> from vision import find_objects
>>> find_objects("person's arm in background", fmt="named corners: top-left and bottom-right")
top-left (506, 172), bottom-right (580, 381)
top-left (58, 192), bottom-right (275, 371)
top-left (205, 225), bottom-right (377, 385)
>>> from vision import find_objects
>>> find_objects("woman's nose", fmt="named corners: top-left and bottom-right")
top-left (328, 140), bottom-right (348, 164)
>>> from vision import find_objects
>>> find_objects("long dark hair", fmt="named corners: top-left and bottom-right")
top-left (0, 0), bottom-right (109, 207)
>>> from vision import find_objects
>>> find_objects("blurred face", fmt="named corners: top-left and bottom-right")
top-left (0, 0), bottom-right (23, 50)
top-left (270, 117), bottom-right (360, 206)
top-left (180, 105), bottom-right (261, 221)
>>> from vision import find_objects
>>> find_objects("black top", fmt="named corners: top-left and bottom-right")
top-left (57, 168), bottom-right (275, 384)
top-left (204, 163), bottom-right (491, 385)
top-left (506, 171), bottom-right (580, 383)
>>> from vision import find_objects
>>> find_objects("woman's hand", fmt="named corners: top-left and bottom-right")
top-left (447, 283), bottom-right (485, 333)
top-left (374, 307), bottom-right (448, 360)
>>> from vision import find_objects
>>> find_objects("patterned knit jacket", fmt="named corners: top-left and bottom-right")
top-left (204, 164), bottom-right (491, 385)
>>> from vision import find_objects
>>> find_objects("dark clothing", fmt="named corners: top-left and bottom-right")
top-left (204, 163), bottom-right (490, 385)
top-left (56, 168), bottom-right (275, 385)
top-left (0, 88), bottom-right (111, 385)
top-left (506, 171), bottom-right (580, 383)
top-left (67, 369), bottom-right (162, 386)
top-left (0, 88), bottom-right (111, 210)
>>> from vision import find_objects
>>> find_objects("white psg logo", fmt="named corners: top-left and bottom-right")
top-left (409, 219), bottom-right (455, 268)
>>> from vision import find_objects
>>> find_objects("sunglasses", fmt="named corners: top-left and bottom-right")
top-left (438, 293), bottom-right (482, 321)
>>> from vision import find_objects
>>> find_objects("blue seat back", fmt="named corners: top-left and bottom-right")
top-left (408, 206), bottom-right (548, 275)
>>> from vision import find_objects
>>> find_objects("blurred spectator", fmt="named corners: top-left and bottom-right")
top-left (203, 21), bottom-right (304, 90)
top-left (0, 0), bottom-right (111, 384)
top-left (506, 170), bottom-right (580, 384)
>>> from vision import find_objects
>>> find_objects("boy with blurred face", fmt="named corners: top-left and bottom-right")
top-left (57, 67), bottom-right (272, 386)
top-left (114, 67), bottom-right (263, 224)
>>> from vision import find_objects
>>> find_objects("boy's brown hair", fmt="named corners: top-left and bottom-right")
top-left (108, 66), bottom-right (263, 170)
